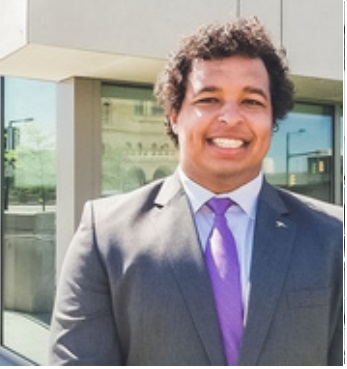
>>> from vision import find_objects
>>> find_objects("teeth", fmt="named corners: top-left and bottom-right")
top-left (212, 138), bottom-right (244, 149)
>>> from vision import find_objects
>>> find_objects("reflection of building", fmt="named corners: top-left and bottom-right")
top-left (102, 96), bottom-right (176, 193)
top-left (303, 151), bottom-right (334, 202)
top-left (308, 151), bottom-right (332, 176)
top-left (266, 151), bottom-right (336, 203)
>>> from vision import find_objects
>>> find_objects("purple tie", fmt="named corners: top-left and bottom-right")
top-left (205, 197), bottom-right (243, 366)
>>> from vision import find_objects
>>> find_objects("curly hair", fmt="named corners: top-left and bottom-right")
top-left (154, 17), bottom-right (294, 146)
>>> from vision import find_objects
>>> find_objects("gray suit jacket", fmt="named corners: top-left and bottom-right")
top-left (49, 173), bottom-right (343, 365)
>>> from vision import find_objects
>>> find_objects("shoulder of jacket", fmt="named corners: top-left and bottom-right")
top-left (277, 188), bottom-right (343, 227)
top-left (88, 177), bottom-right (166, 215)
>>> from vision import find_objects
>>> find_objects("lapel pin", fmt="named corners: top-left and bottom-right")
top-left (276, 220), bottom-right (287, 228)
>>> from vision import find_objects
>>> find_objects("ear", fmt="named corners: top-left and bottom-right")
top-left (168, 110), bottom-right (179, 134)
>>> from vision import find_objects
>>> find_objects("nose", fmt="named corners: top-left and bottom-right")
top-left (218, 101), bottom-right (242, 125)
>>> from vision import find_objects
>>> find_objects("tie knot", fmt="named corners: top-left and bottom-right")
top-left (207, 197), bottom-right (233, 215)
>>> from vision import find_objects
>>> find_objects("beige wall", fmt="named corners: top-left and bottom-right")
top-left (282, 0), bottom-right (342, 80)
top-left (240, 0), bottom-right (282, 45)
top-left (0, 0), bottom-right (28, 59)
top-left (28, 0), bottom-right (238, 59)
top-left (56, 78), bottom-right (102, 271)
top-left (0, 0), bottom-right (343, 82)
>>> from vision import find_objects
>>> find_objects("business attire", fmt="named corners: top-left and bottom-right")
top-left (49, 170), bottom-right (343, 366)
top-left (178, 168), bottom-right (261, 314)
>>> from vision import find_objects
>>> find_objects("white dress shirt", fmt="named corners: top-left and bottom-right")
top-left (178, 167), bottom-right (263, 321)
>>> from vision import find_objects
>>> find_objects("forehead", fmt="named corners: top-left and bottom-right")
top-left (188, 56), bottom-right (270, 93)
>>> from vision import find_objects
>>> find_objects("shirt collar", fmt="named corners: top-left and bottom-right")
top-left (178, 166), bottom-right (263, 220)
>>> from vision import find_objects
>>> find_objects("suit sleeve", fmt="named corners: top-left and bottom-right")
top-left (327, 227), bottom-right (343, 366)
top-left (48, 201), bottom-right (122, 365)
top-left (328, 301), bottom-right (343, 366)
top-left (328, 238), bottom-right (343, 366)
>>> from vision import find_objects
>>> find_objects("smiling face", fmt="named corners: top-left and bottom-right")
top-left (169, 56), bottom-right (273, 193)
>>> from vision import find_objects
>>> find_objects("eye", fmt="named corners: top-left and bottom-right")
top-left (195, 97), bottom-right (220, 105)
top-left (242, 99), bottom-right (265, 107)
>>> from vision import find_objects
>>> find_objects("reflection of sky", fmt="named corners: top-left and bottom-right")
top-left (266, 110), bottom-right (332, 173)
top-left (4, 77), bottom-right (56, 137)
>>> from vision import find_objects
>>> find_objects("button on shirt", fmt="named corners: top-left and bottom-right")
top-left (178, 167), bottom-right (263, 322)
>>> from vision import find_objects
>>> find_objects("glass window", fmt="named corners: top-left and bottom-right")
top-left (265, 103), bottom-right (334, 202)
top-left (101, 91), bottom-right (337, 203)
top-left (2, 77), bottom-right (56, 364)
top-left (101, 84), bottom-right (177, 195)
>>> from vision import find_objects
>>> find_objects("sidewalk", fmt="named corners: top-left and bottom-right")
top-left (5, 205), bottom-right (56, 214)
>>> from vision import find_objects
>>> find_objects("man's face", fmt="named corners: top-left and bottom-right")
top-left (169, 56), bottom-right (273, 193)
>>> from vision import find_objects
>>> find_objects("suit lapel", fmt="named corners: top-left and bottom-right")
top-left (151, 175), bottom-right (298, 365)
top-left (238, 182), bottom-right (297, 365)
top-left (151, 173), bottom-right (226, 366)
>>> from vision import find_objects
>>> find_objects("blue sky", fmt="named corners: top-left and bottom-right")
top-left (5, 77), bottom-right (56, 136)
top-left (267, 110), bottom-right (333, 173)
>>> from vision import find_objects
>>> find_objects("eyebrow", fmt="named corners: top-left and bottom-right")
top-left (192, 86), bottom-right (221, 96)
top-left (193, 85), bottom-right (269, 100)
top-left (243, 86), bottom-right (269, 101)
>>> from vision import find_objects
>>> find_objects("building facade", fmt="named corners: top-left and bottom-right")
top-left (0, 0), bottom-right (343, 365)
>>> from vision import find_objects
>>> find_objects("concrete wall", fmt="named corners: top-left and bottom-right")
top-left (241, 0), bottom-right (282, 45)
top-left (240, 0), bottom-right (343, 80)
top-left (0, 0), bottom-right (342, 81)
top-left (28, 0), bottom-right (238, 59)
top-left (282, 0), bottom-right (342, 80)
top-left (4, 212), bottom-right (55, 313)
top-left (0, 0), bottom-right (28, 59)
top-left (56, 78), bottom-right (102, 272)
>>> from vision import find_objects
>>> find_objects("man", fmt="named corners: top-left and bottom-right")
top-left (49, 18), bottom-right (342, 366)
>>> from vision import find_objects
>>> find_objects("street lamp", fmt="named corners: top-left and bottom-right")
top-left (4, 117), bottom-right (34, 210)
top-left (285, 129), bottom-right (306, 186)
top-left (7, 117), bottom-right (34, 150)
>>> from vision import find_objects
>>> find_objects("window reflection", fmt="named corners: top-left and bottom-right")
top-left (102, 89), bottom-right (336, 203)
top-left (101, 84), bottom-right (177, 195)
top-left (265, 103), bottom-right (333, 202)
top-left (2, 77), bottom-right (56, 364)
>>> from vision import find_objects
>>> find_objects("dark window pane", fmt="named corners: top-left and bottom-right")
top-left (265, 103), bottom-right (333, 202)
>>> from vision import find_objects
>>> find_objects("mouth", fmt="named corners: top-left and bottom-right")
top-left (208, 137), bottom-right (246, 149)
